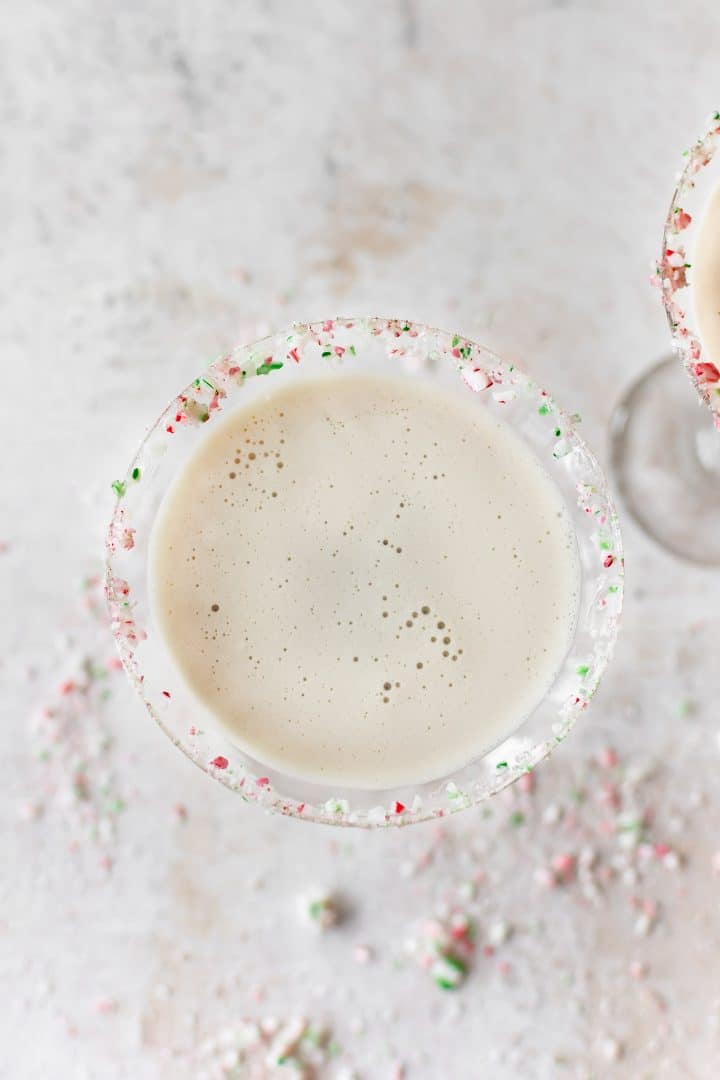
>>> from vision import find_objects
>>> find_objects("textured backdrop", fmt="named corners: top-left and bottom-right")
top-left (2, 2), bottom-right (720, 1077)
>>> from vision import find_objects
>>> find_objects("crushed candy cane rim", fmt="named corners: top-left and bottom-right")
top-left (657, 110), bottom-right (720, 424)
top-left (106, 317), bottom-right (623, 828)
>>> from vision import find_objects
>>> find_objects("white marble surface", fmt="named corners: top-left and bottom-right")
top-left (3, 2), bottom-right (720, 1077)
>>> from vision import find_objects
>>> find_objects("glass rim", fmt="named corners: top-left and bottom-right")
top-left (106, 316), bottom-right (624, 827)
top-left (658, 110), bottom-right (720, 424)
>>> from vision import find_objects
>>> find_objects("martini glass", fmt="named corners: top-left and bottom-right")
top-left (610, 112), bottom-right (720, 565)
top-left (106, 318), bottom-right (623, 827)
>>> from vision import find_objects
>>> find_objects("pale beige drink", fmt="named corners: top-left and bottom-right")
top-left (693, 187), bottom-right (720, 366)
top-left (149, 374), bottom-right (580, 789)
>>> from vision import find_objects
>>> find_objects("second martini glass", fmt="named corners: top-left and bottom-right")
top-left (610, 112), bottom-right (720, 565)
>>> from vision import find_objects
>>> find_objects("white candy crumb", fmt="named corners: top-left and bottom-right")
top-left (486, 920), bottom-right (512, 947)
top-left (597, 1036), bottom-right (624, 1062)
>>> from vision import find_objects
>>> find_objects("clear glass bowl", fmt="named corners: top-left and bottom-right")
top-left (106, 317), bottom-right (623, 827)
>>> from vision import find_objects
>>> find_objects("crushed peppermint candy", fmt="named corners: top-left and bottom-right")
top-left (300, 890), bottom-right (343, 931)
top-left (191, 1016), bottom-right (339, 1079)
top-left (407, 909), bottom-right (476, 990)
top-left (26, 575), bottom-right (126, 858)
